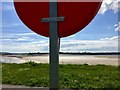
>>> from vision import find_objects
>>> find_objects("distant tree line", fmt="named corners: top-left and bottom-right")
top-left (1, 52), bottom-right (120, 55)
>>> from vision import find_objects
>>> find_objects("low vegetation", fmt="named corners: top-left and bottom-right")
top-left (1, 61), bottom-right (120, 89)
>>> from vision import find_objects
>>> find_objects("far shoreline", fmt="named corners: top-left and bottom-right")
top-left (1, 52), bottom-right (119, 56)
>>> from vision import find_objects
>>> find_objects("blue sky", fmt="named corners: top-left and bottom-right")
top-left (1, 0), bottom-right (120, 53)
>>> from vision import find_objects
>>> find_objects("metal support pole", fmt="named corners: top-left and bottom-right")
top-left (49, 1), bottom-right (59, 89)
top-left (41, 1), bottom-right (64, 89)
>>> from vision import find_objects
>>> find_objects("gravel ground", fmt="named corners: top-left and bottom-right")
top-left (1, 84), bottom-right (48, 89)
top-left (1, 84), bottom-right (79, 90)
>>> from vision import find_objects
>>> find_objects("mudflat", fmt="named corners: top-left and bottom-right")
top-left (0, 54), bottom-right (119, 66)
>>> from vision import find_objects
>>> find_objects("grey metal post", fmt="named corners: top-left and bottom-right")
top-left (49, 1), bottom-right (59, 89)
top-left (41, 0), bottom-right (64, 89)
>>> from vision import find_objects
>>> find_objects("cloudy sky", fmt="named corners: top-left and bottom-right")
top-left (1, 0), bottom-right (120, 53)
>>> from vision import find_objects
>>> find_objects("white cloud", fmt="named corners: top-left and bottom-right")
top-left (100, 36), bottom-right (120, 40)
top-left (60, 38), bottom-right (118, 52)
top-left (2, 33), bottom-right (35, 38)
top-left (10, 33), bottom-right (47, 40)
top-left (1, 32), bottom-right (48, 52)
top-left (99, 0), bottom-right (120, 14)
top-left (1, 0), bottom-right (13, 2)
top-left (2, 4), bottom-right (14, 11)
top-left (1, 43), bottom-right (47, 53)
top-left (1, 32), bottom-right (47, 43)
top-left (1, 36), bottom-right (118, 53)
top-left (1, 36), bottom-right (34, 42)
top-left (1, 40), bottom-right (49, 53)
top-left (114, 22), bottom-right (120, 31)
top-left (8, 32), bottom-right (47, 38)
top-left (1, 33), bottom-right (36, 42)
top-left (17, 36), bottom-right (33, 41)
top-left (12, 33), bottom-right (37, 36)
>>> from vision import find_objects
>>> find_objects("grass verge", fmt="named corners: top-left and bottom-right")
top-left (1, 61), bottom-right (120, 89)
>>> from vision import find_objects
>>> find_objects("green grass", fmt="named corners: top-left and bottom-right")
top-left (1, 61), bottom-right (120, 89)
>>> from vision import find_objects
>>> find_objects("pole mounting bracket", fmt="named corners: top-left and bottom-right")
top-left (41, 17), bottom-right (64, 22)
